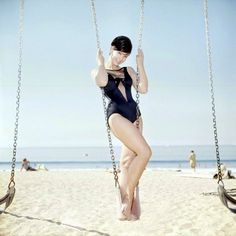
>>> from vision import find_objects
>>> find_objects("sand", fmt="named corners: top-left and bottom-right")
top-left (0, 169), bottom-right (236, 236)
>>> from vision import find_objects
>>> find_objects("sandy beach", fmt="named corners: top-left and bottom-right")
top-left (0, 169), bottom-right (236, 236)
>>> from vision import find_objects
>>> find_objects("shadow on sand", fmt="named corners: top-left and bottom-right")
top-left (0, 210), bottom-right (110, 236)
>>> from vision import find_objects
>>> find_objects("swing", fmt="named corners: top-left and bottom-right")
top-left (90, 0), bottom-right (144, 188)
top-left (203, 0), bottom-right (236, 213)
top-left (0, 0), bottom-right (24, 214)
top-left (1, 0), bottom-right (234, 217)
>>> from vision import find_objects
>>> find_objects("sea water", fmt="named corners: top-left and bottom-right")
top-left (0, 145), bottom-right (235, 171)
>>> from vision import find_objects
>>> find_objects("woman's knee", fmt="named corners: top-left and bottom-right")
top-left (139, 145), bottom-right (152, 161)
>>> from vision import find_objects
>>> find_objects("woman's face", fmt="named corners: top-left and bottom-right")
top-left (110, 48), bottom-right (130, 66)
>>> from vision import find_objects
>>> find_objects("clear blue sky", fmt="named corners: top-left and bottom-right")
top-left (0, 0), bottom-right (235, 148)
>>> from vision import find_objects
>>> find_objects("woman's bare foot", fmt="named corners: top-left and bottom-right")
top-left (117, 188), bottom-right (131, 220)
top-left (130, 186), bottom-right (141, 220)
top-left (119, 194), bottom-right (133, 221)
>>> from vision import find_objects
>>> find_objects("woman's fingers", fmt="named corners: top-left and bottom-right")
top-left (97, 48), bottom-right (102, 57)
top-left (97, 49), bottom-right (104, 65)
top-left (136, 48), bottom-right (144, 65)
top-left (137, 48), bottom-right (143, 56)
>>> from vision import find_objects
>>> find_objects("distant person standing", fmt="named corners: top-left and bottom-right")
top-left (189, 150), bottom-right (197, 172)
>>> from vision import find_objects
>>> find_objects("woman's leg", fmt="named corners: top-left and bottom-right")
top-left (119, 118), bottom-right (143, 219)
top-left (109, 114), bottom-right (152, 217)
top-left (118, 145), bottom-right (136, 220)
top-left (119, 146), bottom-right (136, 201)
top-left (119, 145), bottom-right (142, 220)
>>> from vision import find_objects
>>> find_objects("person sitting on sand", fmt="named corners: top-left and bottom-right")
top-left (213, 163), bottom-right (235, 179)
top-left (20, 158), bottom-right (37, 171)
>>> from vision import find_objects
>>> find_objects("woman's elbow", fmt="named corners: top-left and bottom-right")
top-left (139, 87), bottom-right (148, 94)
top-left (95, 76), bottom-right (107, 87)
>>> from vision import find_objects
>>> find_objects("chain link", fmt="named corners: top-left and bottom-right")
top-left (138, 0), bottom-right (145, 50)
top-left (203, 0), bottom-right (222, 183)
top-left (8, 0), bottom-right (24, 189)
top-left (90, 0), bottom-right (101, 50)
top-left (135, 0), bottom-right (145, 129)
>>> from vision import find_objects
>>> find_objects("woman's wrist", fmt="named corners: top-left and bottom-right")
top-left (137, 63), bottom-right (144, 70)
top-left (98, 63), bottom-right (105, 68)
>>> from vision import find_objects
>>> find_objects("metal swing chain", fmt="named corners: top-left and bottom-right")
top-left (90, 0), bottom-right (101, 51)
top-left (135, 0), bottom-right (145, 129)
top-left (90, 0), bottom-right (119, 186)
top-left (101, 92), bottom-right (119, 186)
top-left (203, 0), bottom-right (223, 183)
top-left (8, 0), bottom-right (24, 189)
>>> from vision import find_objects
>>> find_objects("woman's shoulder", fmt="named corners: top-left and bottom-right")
top-left (126, 66), bottom-right (136, 75)
top-left (126, 67), bottom-right (137, 81)
top-left (126, 66), bottom-right (134, 71)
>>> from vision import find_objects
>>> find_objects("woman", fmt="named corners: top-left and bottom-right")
top-left (91, 36), bottom-right (152, 220)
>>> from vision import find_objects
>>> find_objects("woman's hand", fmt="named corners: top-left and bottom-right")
top-left (136, 48), bottom-right (144, 67)
top-left (92, 49), bottom-right (108, 87)
top-left (97, 49), bottom-right (105, 66)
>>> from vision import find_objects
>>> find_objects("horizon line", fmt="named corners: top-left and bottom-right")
top-left (0, 144), bottom-right (236, 149)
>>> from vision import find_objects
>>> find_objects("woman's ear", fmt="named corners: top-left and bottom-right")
top-left (110, 46), bottom-right (117, 55)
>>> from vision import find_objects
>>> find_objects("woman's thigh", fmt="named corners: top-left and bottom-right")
top-left (108, 114), bottom-right (149, 157)
top-left (120, 117), bottom-right (144, 167)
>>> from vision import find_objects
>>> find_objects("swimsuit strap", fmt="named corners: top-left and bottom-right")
top-left (123, 67), bottom-right (133, 84)
top-left (123, 67), bottom-right (128, 75)
top-left (123, 67), bottom-right (132, 79)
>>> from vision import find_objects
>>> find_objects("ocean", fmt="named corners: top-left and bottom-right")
top-left (0, 145), bottom-right (236, 170)
top-left (0, 145), bottom-right (235, 171)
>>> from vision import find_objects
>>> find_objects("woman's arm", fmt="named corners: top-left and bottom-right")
top-left (127, 49), bottom-right (148, 94)
top-left (91, 49), bottom-right (108, 87)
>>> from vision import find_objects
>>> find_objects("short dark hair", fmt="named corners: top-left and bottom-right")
top-left (111, 36), bottom-right (132, 54)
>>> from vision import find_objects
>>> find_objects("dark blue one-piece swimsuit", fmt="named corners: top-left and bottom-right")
top-left (101, 67), bottom-right (141, 123)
